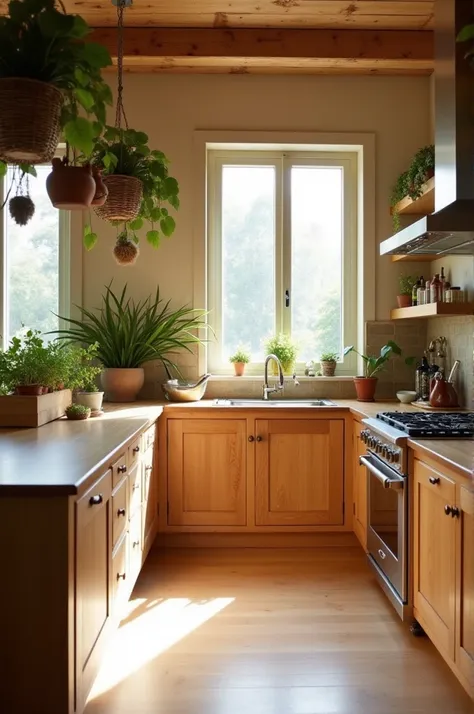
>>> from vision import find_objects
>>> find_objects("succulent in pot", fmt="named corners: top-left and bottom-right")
top-left (344, 342), bottom-right (414, 402)
top-left (397, 274), bottom-right (417, 309)
top-left (229, 348), bottom-right (251, 377)
top-left (65, 403), bottom-right (91, 420)
top-left (55, 283), bottom-right (209, 403)
top-left (0, 0), bottom-right (112, 176)
top-left (319, 352), bottom-right (339, 377)
top-left (264, 334), bottom-right (298, 376)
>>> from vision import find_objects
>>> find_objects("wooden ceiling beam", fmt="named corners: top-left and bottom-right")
top-left (90, 27), bottom-right (433, 74)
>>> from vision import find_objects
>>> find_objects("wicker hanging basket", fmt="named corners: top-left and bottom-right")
top-left (0, 78), bottom-right (63, 164)
top-left (94, 175), bottom-right (143, 222)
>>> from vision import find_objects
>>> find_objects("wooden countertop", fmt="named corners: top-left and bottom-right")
top-left (0, 404), bottom-right (163, 496)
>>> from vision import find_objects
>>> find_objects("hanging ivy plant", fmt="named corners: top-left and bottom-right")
top-left (389, 145), bottom-right (434, 233)
top-left (84, 126), bottom-right (180, 249)
top-left (0, 0), bottom-right (113, 177)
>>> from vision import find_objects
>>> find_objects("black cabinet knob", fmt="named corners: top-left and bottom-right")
top-left (89, 494), bottom-right (103, 506)
top-left (117, 465), bottom-right (127, 474)
top-left (248, 435), bottom-right (255, 442)
top-left (429, 477), bottom-right (440, 485)
top-left (117, 572), bottom-right (126, 581)
top-left (117, 508), bottom-right (126, 517)
top-left (133, 446), bottom-right (140, 453)
top-left (444, 504), bottom-right (453, 516)
top-left (256, 436), bottom-right (263, 442)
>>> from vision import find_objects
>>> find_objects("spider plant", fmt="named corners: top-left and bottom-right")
top-left (53, 284), bottom-right (209, 371)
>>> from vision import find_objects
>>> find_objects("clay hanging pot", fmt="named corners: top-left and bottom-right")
top-left (46, 157), bottom-right (96, 210)
top-left (91, 167), bottom-right (109, 206)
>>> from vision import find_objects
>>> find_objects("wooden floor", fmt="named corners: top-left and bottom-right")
top-left (85, 547), bottom-right (473, 714)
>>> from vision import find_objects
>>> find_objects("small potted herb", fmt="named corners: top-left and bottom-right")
top-left (55, 344), bottom-right (103, 411)
top-left (344, 342), bottom-right (414, 402)
top-left (319, 352), bottom-right (338, 377)
top-left (397, 274), bottom-right (417, 308)
top-left (264, 334), bottom-right (298, 376)
top-left (229, 348), bottom-right (251, 377)
top-left (65, 403), bottom-right (91, 421)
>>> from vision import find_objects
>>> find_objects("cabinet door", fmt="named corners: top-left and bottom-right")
top-left (456, 484), bottom-right (474, 690)
top-left (168, 419), bottom-right (247, 526)
top-left (142, 443), bottom-right (157, 547)
top-left (413, 460), bottom-right (456, 660)
top-left (353, 421), bottom-right (367, 549)
top-left (76, 469), bottom-right (113, 709)
top-left (255, 419), bottom-right (344, 526)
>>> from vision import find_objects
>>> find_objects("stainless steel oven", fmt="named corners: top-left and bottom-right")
top-left (360, 420), bottom-right (409, 620)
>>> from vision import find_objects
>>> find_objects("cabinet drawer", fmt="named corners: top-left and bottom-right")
top-left (111, 451), bottom-right (128, 490)
top-left (112, 477), bottom-right (128, 549)
top-left (77, 469), bottom-right (112, 527)
top-left (142, 424), bottom-right (156, 452)
top-left (112, 533), bottom-right (128, 609)
top-left (129, 436), bottom-right (142, 470)
top-left (415, 460), bottom-right (456, 500)
top-left (129, 510), bottom-right (142, 578)
top-left (128, 463), bottom-right (142, 517)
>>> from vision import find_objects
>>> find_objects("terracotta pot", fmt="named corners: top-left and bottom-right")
top-left (321, 360), bottom-right (337, 377)
top-left (46, 158), bottom-right (96, 210)
top-left (91, 168), bottom-right (109, 206)
top-left (101, 368), bottom-right (145, 403)
top-left (75, 391), bottom-right (104, 411)
top-left (15, 384), bottom-right (43, 396)
top-left (396, 295), bottom-right (412, 308)
top-left (233, 362), bottom-right (246, 377)
top-left (353, 376), bottom-right (378, 402)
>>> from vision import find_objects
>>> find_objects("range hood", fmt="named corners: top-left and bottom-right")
top-left (380, 0), bottom-right (474, 258)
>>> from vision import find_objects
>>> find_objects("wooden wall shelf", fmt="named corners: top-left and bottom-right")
top-left (391, 176), bottom-right (435, 217)
top-left (391, 302), bottom-right (474, 320)
top-left (391, 254), bottom-right (439, 263)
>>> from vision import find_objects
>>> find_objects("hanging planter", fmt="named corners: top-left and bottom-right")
top-left (94, 175), bottom-right (143, 221)
top-left (46, 157), bottom-right (96, 210)
top-left (85, 0), bottom-right (179, 257)
top-left (91, 167), bottom-right (109, 207)
top-left (8, 169), bottom-right (35, 226)
top-left (0, 0), bottom-right (113, 177)
top-left (113, 231), bottom-right (139, 265)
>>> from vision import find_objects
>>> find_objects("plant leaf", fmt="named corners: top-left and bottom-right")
top-left (81, 42), bottom-right (112, 69)
top-left (71, 15), bottom-right (90, 38)
top-left (160, 215), bottom-right (176, 237)
top-left (19, 164), bottom-right (37, 177)
top-left (38, 9), bottom-right (75, 37)
top-left (164, 176), bottom-right (179, 196)
top-left (457, 24), bottom-right (474, 42)
top-left (64, 117), bottom-right (95, 156)
top-left (83, 231), bottom-right (98, 251)
top-left (74, 88), bottom-right (95, 112)
top-left (0, 162), bottom-right (7, 178)
top-left (146, 230), bottom-right (161, 248)
top-left (129, 217), bottom-right (144, 231)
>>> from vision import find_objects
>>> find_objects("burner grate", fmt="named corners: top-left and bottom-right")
top-left (376, 411), bottom-right (474, 437)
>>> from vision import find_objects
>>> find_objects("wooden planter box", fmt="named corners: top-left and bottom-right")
top-left (0, 389), bottom-right (72, 428)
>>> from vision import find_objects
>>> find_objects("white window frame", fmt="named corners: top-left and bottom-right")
top-left (207, 148), bottom-right (358, 376)
top-left (0, 158), bottom-right (71, 350)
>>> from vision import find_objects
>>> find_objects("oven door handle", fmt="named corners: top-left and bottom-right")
top-left (359, 455), bottom-right (404, 490)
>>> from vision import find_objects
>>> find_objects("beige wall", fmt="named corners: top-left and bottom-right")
top-left (81, 74), bottom-right (431, 316)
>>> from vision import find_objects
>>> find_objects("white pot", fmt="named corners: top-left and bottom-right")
top-left (75, 391), bottom-right (104, 411)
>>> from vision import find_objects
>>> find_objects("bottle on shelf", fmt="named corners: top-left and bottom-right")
top-left (425, 278), bottom-right (431, 303)
top-left (440, 267), bottom-right (446, 300)
top-left (430, 273), bottom-right (442, 303)
top-left (415, 355), bottom-right (430, 402)
top-left (412, 278), bottom-right (420, 307)
top-left (417, 283), bottom-right (426, 305)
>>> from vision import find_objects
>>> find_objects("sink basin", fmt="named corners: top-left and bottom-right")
top-left (213, 399), bottom-right (336, 407)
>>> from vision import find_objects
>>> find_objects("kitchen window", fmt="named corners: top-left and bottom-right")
top-left (0, 164), bottom-right (70, 349)
top-left (207, 149), bottom-right (358, 374)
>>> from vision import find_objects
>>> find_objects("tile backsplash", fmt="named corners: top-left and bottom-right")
top-left (426, 315), bottom-right (474, 408)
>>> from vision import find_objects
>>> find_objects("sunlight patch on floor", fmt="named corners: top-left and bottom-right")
top-left (89, 596), bottom-right (235, 700)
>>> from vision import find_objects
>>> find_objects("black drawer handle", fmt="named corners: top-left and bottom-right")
top-left (429, 476), bottom-right (440, 485)
top-left (117, 508), bottom-right (126, 517)
top-left (117, 572), bottom-right (126, 581)
top-left (133, 446), bottom-right (140, 453)
top-left (117, 465), bottom-right (127, 474)
top-left (89, 494), bottom-right (103, 506)
top-left (444, 504), bottom-right (460, 518)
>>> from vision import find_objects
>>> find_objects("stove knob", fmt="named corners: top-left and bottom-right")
top-left (392, 450), bottom-right (400, 464)
top-left (369, 436), bottom-right (376, 448)
top-left (361, 430), bottom-right (367, 444)
top-left (387, 449), bottom-right (394, 462)
top-left (382, 444), bottom-right (388, 457)
top-left (376, 441), bottom-right (383, 454)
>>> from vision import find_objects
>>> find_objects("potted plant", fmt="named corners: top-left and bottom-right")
top-left (0, 0), bottom-right (112, 182)
top-left (65, 403), bottom-right (91, 421)
top-left (113, 229), bottom-right (139, 266)
top-left (0, 330), bottom-right (54, 394)
top-left (229, 348), bottom-right (251, 377)
top-left (55, 284), bottom-right (208, 402)
top-left (319, 352), bottom-right (338, 377)
top-left (52, 343), bottom-right (104, 411)
top-left (397, 274), bottom-right (417, 308)
top-left (344, 341), bottom-right (414, 402)
top-left (390, 146), bottom-right (435, 232)
top-left (264, 334), bottom-right (298, 376)
top-left (83, 127), bottom-right (179, 255)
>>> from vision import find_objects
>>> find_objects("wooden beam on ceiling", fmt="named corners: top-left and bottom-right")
top-left (91, 27), bottom-right (433, 76)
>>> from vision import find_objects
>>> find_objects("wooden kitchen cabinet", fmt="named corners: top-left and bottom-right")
top-left (167, 418), bottom-right (247, 526)
top-left (456, 484), bottom-right (474, 690)
top-left (255, 419), bottom-right (344, 526)
top-left (75, 468), bottom-right (113, 711)
top-left (413, 459), bottom-right (457, 661)
top-left (142, 441), bottom-right (157, 548)
top-left (353, 421), bottom-right (367, 549)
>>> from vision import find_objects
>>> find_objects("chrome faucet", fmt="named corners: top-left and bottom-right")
top-left (263, 354), bottom-right (284, 400)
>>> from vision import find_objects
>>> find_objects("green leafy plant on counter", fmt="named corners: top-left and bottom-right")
top-left (84, 127), bottom-right (179, 251)
top-left (398, 274), bottom-right (417, 297)
top-left (229, 348), bottom-right (251, 364)
top-left (65, 403), bottom-right (91, 420)
top-left (0, 0), bottom-right (112, 179)
top-left (344, 341), bottom-right (415, 378)
top-left (264, 333), bottom-right (299, 373)
top-left (320, 352), bottom-right (339, 363)
top-left (54, 283), bottom-right (209, 373)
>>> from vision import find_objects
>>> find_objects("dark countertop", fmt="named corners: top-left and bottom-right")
top-left (0, 404), bottom-right (163, 496)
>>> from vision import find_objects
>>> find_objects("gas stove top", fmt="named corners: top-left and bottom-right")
top-left (376, 411), bottom-right (474, 437)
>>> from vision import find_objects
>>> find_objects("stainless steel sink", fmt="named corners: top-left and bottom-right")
top-left (213, 399), bottom-right (336, 407)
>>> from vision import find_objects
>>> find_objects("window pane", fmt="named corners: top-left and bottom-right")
top-left (5, 166), bottom-right (60, 343)
top-left (290, 166), bottom-right (343, 362)
top-left (221, 165), bottom-right (275, 361)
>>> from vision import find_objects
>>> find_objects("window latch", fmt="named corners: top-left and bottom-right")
top-left (285, 290), bottom-right (290, 308)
